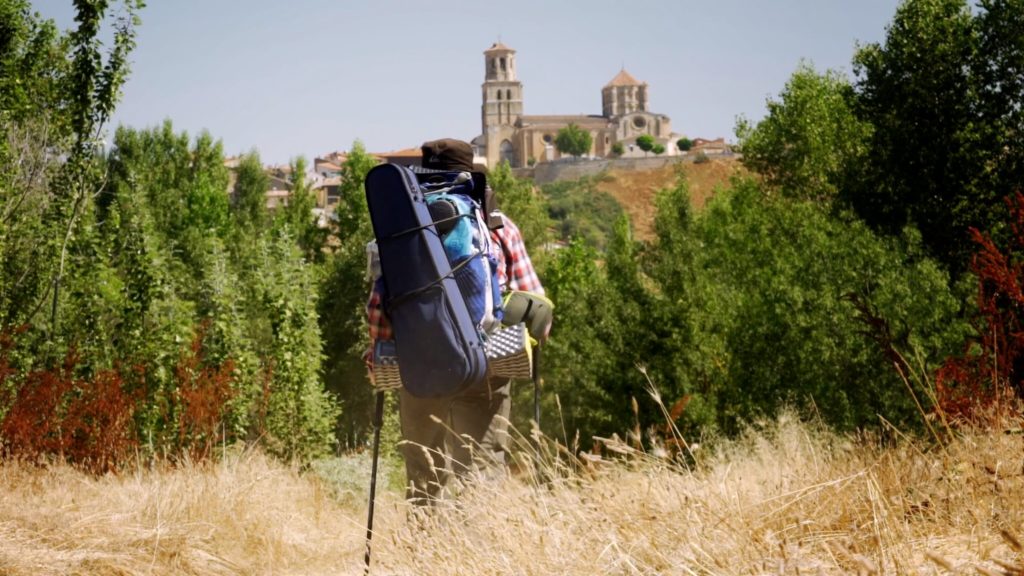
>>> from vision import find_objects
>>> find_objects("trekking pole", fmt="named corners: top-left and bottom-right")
top-left (532, 345), bottom-right (542, 429)
top-left (364, 390), bottom-right (386, 575)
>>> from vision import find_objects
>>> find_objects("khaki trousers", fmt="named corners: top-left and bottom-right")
top-left (398, 378), bottom-right (511, 504)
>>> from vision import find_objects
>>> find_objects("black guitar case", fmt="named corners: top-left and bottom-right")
top-left (364, 163), bottom-right (489, 398)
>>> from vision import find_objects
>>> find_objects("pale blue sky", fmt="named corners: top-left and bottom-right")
top-left (33, 1), bottom-right (902, 166)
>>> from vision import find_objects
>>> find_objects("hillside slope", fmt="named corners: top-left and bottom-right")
top-left (596, 157), bottom-right (746, 241)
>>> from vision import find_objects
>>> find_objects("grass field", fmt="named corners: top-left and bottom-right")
top-left (1, 411), bottom-right (1022, 575)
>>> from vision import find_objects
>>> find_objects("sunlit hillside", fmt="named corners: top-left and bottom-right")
top-left (597, 157), bottom-right (747, 241)
top-left (1, 413), bottom-right (1021, 575)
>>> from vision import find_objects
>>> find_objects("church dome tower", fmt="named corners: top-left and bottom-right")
top-left (602, 69), bottom-right (648, 118)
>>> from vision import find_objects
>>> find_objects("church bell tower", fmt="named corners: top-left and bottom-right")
top-left (481, 42), bottom-right (523, 168)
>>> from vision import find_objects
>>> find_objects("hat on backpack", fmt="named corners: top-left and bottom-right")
top-left (421, 138), bottom-right (475, 172)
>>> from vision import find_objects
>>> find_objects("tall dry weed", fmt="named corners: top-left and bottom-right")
top-left (1, 415), bottom-right (1022, 575)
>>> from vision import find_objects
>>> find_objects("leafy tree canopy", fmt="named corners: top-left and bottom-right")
top-left (736, 62), bottom-right (871, 203)
top-left (554, 123), bottom-right (593, 158)
top-left (636, 134), bottom-right (655, 155)
top-left (845, 0), bottom-right (1023, 275)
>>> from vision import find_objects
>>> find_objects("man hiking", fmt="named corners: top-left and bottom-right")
top-left (365, 138), bottom-right (546, 504)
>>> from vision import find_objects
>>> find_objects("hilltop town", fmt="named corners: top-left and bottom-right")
top-left (230, 42), bottom-right (733, 219)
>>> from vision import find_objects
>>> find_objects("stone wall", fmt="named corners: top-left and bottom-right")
top-left (513, 155), bottom-right (696, 185)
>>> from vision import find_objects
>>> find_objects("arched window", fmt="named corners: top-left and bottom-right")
top-left (497, 90), bottom-right (503, 100)
top-left (499, 140), bottom-right (515, 167)
top-left (506, 89), bottom-right (512, 100)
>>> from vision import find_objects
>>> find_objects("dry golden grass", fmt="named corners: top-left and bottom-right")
top-left (2, 413), bottom-right (1023, 575)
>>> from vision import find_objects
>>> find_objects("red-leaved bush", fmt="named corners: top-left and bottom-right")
top-left (0, 342), bottom-right (143, 474)
top-left (935, 192), bottom-right (1024, 422)
top-left (0, 322), bottom-right (238, 472)
top-left (173, 321), bottom-right (236, 462)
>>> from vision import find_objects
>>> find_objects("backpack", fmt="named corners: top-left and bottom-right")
top-left (364, 164), bottom-right (501, 397)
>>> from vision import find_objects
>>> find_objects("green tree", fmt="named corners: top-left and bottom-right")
top-left (0, 0), bottom-right (142, 342)
top-left (540, 239), bottom-right (621, 439)
top-left (540, 213), bottom-right (684, 444)
top-left (610, 142), bottom-right (625, 157)
top-left (104, 121), bottom-right (342, 459)
top-left (542, 173), bottom-right (622, 250)
top-left (635, 134), bottom-right (655, 156)
top-left (253, 232), bottom-right (338, 460)
top-left (276, 156), bottom-right (325, 263)
top-left (318, 141), bottom-right (379, 447)
top-left (676, 137), bottom-right (693, 152)
top-left (846, 0), bottom-right (985, 275)
top-left (660, 179), bottom-right (968, 435)
top-left (487, 161), bottom-right (551, 258)
top-left (554, 123), bottom-right (593, 159)
top-left (1, 1), bottom-right (342, 465)
top-left (974, 0), bottom-right (1024, 221)
top-left (333, 141), bottom-right (376, 243)
top-left (736, 62), bottom-right (871, 203)
top-left (652, 143), bottom-right (666, 155)
top-left (106, 122), bottom-right (231, 266)
top-left (231, 151), bottom-right (269, 233)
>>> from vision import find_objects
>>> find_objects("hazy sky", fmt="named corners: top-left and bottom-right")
top-left (32, 0), bottom-right (902, 166)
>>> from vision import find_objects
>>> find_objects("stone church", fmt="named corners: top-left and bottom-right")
top-left (471, 42), bottom-right (679, 168)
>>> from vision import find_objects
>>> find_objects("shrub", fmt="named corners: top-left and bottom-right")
top-left (173, 322), bottom-right (236, 462)
top-left (647, 177), bottom-right (967, 436)
top-left (0, 341), bottom-right (143, 474)
top-left (542, 173), bottom-right (623, 250)
top-left (935, 191), bottom-right (1024, 422)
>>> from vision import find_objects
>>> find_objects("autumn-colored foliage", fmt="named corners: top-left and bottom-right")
top-left (174, 322), bottom-right (237, 461)
top-left (0, 323), bottom-right (237, 472)
top-left (935, 192), bottom-right (1024, 421)
top-left (0, 337), bottom-right (143, 474)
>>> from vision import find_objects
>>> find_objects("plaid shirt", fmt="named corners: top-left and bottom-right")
top-left (366, 211), bottom-right (543, 346)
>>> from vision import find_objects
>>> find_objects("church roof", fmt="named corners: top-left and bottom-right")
top-left (519, 115), bottom-right (611, 129)
top-left (485, 41), bottom-right (514, 53)
top-left (604, 69), bottom-right (643, 88)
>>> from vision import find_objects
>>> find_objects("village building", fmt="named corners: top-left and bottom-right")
top-left (472, 42), bottom-right (681, 168)
top-left (236, 42), bottom-right (706, 218)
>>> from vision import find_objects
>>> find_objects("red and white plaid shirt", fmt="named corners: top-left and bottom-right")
top-left (366, 212), bottom-right (543, 345)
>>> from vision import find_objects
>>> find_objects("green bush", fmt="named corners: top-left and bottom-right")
top-left (652, 178), bottom-right (969, 435)
top-left (539, 173), bottom-right (970, 445)
top-left (542, 173), bottom-right (623, 250)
